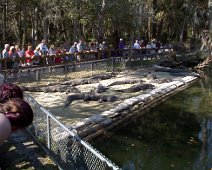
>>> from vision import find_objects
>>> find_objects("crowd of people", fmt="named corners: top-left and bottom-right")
top-left (0, 38), bottom-right (173, 69)
top-left (0, 83), bottom-right (33, 145)
top-left (0, 39), bottom-right (108, 69)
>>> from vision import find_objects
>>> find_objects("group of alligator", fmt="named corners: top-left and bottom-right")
top-left (20, 63), bottom-right (202, 107)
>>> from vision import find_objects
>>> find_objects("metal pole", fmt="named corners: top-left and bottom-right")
top-left (64, 64), bottom-right (67, 80)
top-left (47, 115), bottom-right (51, 150)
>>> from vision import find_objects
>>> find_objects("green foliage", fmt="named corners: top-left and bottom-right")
top-left (0, 0), bottom-right (209, 47)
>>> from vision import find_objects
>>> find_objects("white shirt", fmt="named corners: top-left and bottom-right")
top-left (38, 43), bottom-right (49, 54)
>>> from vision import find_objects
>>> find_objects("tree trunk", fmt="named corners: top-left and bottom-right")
top-left (22, 2), bottom-right (27, 49)
top-left (157, 19), bottom-right (163, 40)
top-left (2, 0), bottom-right (7, 44)
top-left (180, 17), bottom-right (186, 42)
top-left (152, 0), bottom-right (157, 39)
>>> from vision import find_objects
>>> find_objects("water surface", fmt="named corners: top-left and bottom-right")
top-left (93, 68), bottom-right (212, 170)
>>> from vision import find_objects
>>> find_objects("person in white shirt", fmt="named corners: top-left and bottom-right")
top-left (38, 39), bottom-right (49, 55)
top-left (2, 44), bottom-right (10, 59)
top-left (133, 40), bottom-right (141, 49)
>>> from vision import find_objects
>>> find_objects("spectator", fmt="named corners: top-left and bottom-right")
top-left (62, 41), bottom-right (70, 52)
top-left (118, 38), bottom-right (125, 56)
top-left (49, 45), bottom-right (56, 56)
top-left (133, 40), bottom-right (141, 49)
top-left (54, 47), bottom-right (63, 64)
top-left (15, 45), bottom-right (24, 58)
top-left (99, 41), bottom-right (108, 59)
top-left (25, 46), bottom-right (35, 66)
top-left (38, 39), bottom-right (49, 55)
top-left (2, 44), bottom-right (10, 59)
top-left (33, 46), bottom-right (41, 66)
top-left (2, 44), bottom-right (12, 69)
top-left (0, 83), bottom-right (23, 103)
top-left (0, 83), bottom-right (33, 145)
top-left (0, 98), bottom-right (33, 145)
top-left (77, 39), bottom-right (85, 61)
top-left (118, 38), bottom-right (125, 50)
top-left (69, 42), bottom-right (78, 61)
top-left (9, 46), bottom-right (20, 68)
top-left (69, 42), bottom-right (78, 54)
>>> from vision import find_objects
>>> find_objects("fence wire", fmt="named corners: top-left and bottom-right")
top-left (25, 94), bottom-right (120, 170)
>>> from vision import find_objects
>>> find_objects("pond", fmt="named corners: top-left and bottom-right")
top-left (93, 67), bottom-right (212, 170)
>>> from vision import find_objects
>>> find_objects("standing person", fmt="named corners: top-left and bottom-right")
top-left (62, 41), bottom-right (70, 53)
top-left (38, 39), bottom-right (49, 56)
top-left (33, 46), bottom-right (41, 66)
top-left (9, 46), bottom-right (20, 68)
top-left (118, 38), bottom-right (125, 56)
top-left (15, 45), bottom-right (25, 66)
top-left (25, 46), bottom-right (35, 66)
top-left (2, 44), bottom-right (10, 59)
top-left (69, 42), bottom-right (78, 61)
top-left (118, 38), bottom-right (125, 50)
top-left (77, 39), bottom-right (85, 61)
top-left (2, 44), bottom-right (11, 69)
top-left (99, 41), bottom-right (108, 59)
top-left (15, 45), bottom-right (24, 58)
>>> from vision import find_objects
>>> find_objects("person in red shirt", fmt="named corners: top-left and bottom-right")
top-left (25, 46), bottom-right (35, 66)
top-left (55, 47), bottom-right (63, 64)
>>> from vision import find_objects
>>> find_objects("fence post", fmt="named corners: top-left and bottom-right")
top-left (35, 68), bottom-right (40, 86)
top-left (47, 115), bottom-right (51, 150)
top-left (97, 50), bottom-right (101, 60)
top-left (111, 57), bottom-right (114, 72)
top-left (64, 63), bottom-right (68, 81)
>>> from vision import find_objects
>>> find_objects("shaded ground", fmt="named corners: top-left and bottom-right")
top-left (0, 129), bottom-right (58, 170)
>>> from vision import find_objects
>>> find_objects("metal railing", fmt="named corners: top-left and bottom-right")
top-left (2, 51), bottom-right (172, 85)
top-left (25, 93), bottom-right (120, 170)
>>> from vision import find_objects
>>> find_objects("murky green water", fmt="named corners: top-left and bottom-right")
top-left (93, 68), bottom-right (212, 170)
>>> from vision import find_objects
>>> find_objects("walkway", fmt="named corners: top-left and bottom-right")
top-left (0, 129), bottom-right (58, 170)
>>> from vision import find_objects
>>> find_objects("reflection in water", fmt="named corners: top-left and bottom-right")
top-left (93, 67), bottom-right (212, 170)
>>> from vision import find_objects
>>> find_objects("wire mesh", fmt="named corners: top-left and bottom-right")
top-left (25, 94), bottom-right (119, 170)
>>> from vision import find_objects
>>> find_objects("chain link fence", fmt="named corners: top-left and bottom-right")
top-left (25, 93), bottom-right (119, 170)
